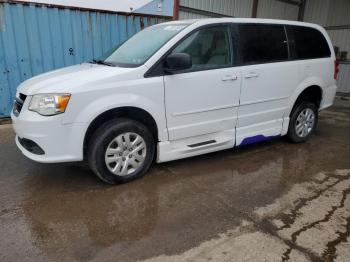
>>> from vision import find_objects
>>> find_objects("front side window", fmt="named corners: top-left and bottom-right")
top-left (171, 26), bottom-right (232, 71)
top-left (286, 26), bottom-right (331, 60)
top-left (102, 24), bottom-right (189, 67)
top-left (238, 24), bottom-right (288, 65)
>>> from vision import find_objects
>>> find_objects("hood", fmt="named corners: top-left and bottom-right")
top-left (17, 63), bottom-right (143, 95)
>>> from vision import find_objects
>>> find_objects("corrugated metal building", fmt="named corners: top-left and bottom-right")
top-left (1, 0), bottom-right (349, 117)
top-left (0, 0), bottom-right (170, 117)
top-left (178, 0), bottom-right (253, 19)
top-left (177, 0), bottom-right (350, 93)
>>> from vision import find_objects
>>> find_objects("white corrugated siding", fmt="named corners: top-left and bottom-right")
top-left (303, 0), bottom-right (330, 26)
top-left (328, 29), bottom-right (350, 53)
top-left (179, 0), bottom-right (253, 18)
top-left (304, 0), bottom-right (350, 26)
top-left (326, 0), bottom-right (350, 27)
top-left (337, 64), bottom-right (350, 93)
top-left (234, 0), bottom-right (254, 17)
top-left (180, 0), bottom-right (235, 16)
top-left (257, 0), bottom-right (299, 20)
top-left (179, 10), bottom-right (211, 19)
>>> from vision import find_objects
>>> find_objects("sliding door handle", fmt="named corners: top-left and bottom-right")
top-left (244, 73), bottom-right (259, 79)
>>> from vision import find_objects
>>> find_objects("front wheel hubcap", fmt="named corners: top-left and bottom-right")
top-left (105, 132), bottom-right (147, 176)
top-left (295, 108), bottom-right (315, 138)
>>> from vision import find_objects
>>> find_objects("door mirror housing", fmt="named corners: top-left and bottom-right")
top-left (164, 53), bottom-right (192, 73)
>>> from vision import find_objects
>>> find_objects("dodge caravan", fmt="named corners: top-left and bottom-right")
top-left (11, 18), bottom-right (338, 184)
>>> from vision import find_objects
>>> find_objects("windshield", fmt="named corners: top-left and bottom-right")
top-left (102, 24), bottom-right (189, 67)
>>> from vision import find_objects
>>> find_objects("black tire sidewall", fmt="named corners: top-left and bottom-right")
top-left (88, 118), bottom-right (155, 184)
top-left (288, 102), bottom-right (318, 143)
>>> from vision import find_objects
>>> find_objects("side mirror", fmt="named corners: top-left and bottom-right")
top-left (164, 53), bottom-right (192, 73)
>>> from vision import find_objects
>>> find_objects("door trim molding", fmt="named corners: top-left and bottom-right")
top-left (239, 96), bottom-right (288, 106)
top-left (172, 104), bottom-right (238, 117)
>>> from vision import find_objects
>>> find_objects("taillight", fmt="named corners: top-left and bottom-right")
top-left (334, 60), bottom-right (339, 79)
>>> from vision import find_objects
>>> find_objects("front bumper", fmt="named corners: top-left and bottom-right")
top-left (11, 108), bottom-right (87, 163)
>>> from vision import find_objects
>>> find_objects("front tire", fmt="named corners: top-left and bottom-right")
top-left (87, 118), bottom-right (155, 184)
top-left (287, 102), bottom-right (318, 143)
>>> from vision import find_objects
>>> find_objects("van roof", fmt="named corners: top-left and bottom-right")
top-left (163, 18), bottom-right (324, 30)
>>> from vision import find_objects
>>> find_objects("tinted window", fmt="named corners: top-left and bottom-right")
top-left (238, 24), bottom-right (288, 64)
top-left (287, 26), bottom-right (331, 60)
top-left (171, 26), bottom-right (232, 71)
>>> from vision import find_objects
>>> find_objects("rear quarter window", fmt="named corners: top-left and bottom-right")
top-left (286, 25), bottom-right (331, 60)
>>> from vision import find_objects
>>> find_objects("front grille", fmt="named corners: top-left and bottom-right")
top-left (13, 93), bottom-right (27, 117)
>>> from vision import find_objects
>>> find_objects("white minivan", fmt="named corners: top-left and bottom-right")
top-left (12, 18), bottom-right (338, 184)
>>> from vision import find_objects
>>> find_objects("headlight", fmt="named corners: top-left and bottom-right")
top-left (29, 94), bottom-right (71, 116)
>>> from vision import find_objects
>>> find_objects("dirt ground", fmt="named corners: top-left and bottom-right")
top-left (0, 96), bottom-right (349, 262)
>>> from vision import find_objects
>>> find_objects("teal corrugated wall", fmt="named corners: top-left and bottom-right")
top-left (0, 1), bottom-right (168, 117)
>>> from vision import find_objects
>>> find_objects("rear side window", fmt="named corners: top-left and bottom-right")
top-left (171, 26), bottom-right (232, 71)
top-left (238, 24), bottom-right (288, 65)
top-left (286, 26), bottom-right (331, 60)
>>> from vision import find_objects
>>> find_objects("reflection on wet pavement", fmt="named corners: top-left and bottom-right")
top-left (0, 97), bottom-right (349, 262)
top-left (143, 169), bottom-right (350, 262)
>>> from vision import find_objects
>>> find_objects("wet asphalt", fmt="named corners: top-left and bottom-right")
top-left (0, 97), bottom-right (350, 262)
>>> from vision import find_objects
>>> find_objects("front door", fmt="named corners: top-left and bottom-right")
top-left (164, 25), bottom-right (241, 142)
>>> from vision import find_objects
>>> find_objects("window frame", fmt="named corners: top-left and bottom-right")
top-left (145, 22), bottom-right (332, 78)
top-left (234, 23), bottom-right (291, 66)
top-left (144, 23), bottom-right (236, 78)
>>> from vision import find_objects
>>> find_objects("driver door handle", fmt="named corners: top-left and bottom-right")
top-left (221, 75), bottom-right (238, 81)
top-left (244, 72), bottom-right (259, 79)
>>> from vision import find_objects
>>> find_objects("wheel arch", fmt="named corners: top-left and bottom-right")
top-left (288, 84), bottom-right (323, 117)
top-left (83, 106), bottom-right (159, 159)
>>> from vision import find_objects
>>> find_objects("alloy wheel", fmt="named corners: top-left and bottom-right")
top-left (295, 108), bottom-right (315, 138)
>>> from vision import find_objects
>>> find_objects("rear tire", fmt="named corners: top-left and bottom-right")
top-left (87, 118), bottom-right (155, 184)
top-left (287, 102), bottom-right (318, 143)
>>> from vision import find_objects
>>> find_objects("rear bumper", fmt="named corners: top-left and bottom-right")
top-left (320, 84), bottom-right (337, 110)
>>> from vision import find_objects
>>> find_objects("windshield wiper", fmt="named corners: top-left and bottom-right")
top-left (90, 59), bottom-right (116, 67)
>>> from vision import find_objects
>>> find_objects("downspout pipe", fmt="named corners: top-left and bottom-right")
top-left (252, 0), bottom-right (259, 18)
top-left (173, 0), bottom-right (180, 20)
